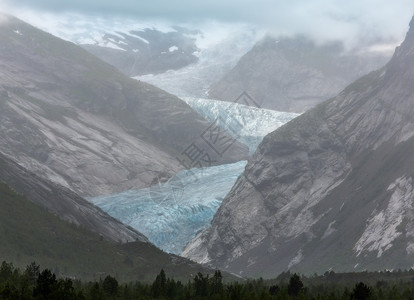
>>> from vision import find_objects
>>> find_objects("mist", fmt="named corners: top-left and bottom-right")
top-left (1, 0), bottom-right (414, 50)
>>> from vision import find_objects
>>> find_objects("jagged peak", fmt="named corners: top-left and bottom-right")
top-left (410, 15), bottom-right (414, 29)
top-left (403, 14), bottom-right (414, 41)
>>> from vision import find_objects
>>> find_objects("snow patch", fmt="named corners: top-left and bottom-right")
top-left (10, 11), bottom-right (176, 44)
top-left (407, 242), bottom-right (414, 254)
top-left (322, 221), bottom-right (337, 239)
top-left (169, 45), bottom-right (178, 52)
top-left (102, 41), bottom-right (126, 51)
top-left (132, 34), bottom-right (150, 44)
top-left (288, 249), bottom-right (304, 269)
top-left (354, 176), bottom-right (414, 257)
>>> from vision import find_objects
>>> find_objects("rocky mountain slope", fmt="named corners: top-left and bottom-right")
top-left (183, 17), bottom-right (414, 277)
top-left (0, 177), bottom-right (210, 282)
top-left (0, 14), bottom-right (247, 197)
top-left (0, 151), bottom-right (145, 243)
top-left (209, 36), bottom-right (391, 112)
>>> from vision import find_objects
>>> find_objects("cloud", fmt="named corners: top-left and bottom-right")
top-left (0, 0), bottom-right (10, 22)
top-left (2, 0), bottom-right (414, 48)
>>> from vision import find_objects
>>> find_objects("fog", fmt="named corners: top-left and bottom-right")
top-left (1, 0), bottom-right (414, 49)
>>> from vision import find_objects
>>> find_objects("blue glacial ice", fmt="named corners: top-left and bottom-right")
top-left (183, 97), bottom-right (299, 153)
top-left (89, 99), bottom-right (298, 254)
top-left (90, 161), bottom-right (247, 254)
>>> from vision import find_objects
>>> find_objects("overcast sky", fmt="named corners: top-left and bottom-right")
top-left (1, 0), bottom-right (414, 48)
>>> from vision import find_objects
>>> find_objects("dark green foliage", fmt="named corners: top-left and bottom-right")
top-left (211, 270), bottom-right (224, 295)
top-left (194, 272), bottom-right (209, 297)
top-left (351, 282), bottom-right (372, 300)
top-left (151, 269), bottom-right (166, 298)
top-left (287, 273), bottom-right (304, 296)
top-left (33, 269), bottom-right (57, 299)
top-left (87, 283), bottom-right (102, 300)
top-left (1, 261), bottom-right (414, 299)
top-left (102, 275), bottom-right (118, 297)
top-left (0, 262), bottom-right (13, 283)
top-left (269, 285), bottom-right (279, 295)
top-left (24, 262), bottom-right (40, 286)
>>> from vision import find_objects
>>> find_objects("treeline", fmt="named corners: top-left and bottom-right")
top-left (1, 260), bottom-right (414, 299)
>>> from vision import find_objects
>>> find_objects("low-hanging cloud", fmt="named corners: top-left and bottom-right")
top-left (0, 0), bottom-right (9, 22)
top-left (2, 0), bottom-right (414, 48)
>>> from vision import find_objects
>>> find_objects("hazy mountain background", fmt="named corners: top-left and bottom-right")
top-left (208, 35), bottom-right (392, 112)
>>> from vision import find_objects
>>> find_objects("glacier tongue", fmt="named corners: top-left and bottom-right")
top-left (182, 97), bottom-right (299, 153)
top-left (89, 99), bottom-right (297, 254)
top-left (135, 29), bottom-right (261, 98)
top-left (90, 161), bottom-right (247, 254)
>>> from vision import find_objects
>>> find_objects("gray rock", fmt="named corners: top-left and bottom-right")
top-left (184, 17), bottom-right (414, 277)
top-left (0, 151), bottom-right (147, 243)
top-left (0, 14), bottom-right (247, 197)
top-left (209, 36), bottom-right (391, 112)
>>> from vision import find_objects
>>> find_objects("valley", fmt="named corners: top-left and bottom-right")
top-left (89, 98), bottom-right (298, 254)
top-left (1, 3), bottom-right (414, 294)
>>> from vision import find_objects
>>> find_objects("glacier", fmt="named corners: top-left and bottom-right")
top-left (90, 161), bottom-right (247, 254)
top-left (135, 30), bottom-right (261, 98)
top-left (89, 99), bottom-right (298, 254)
top-left (182, 97), bottom-right (299, 153)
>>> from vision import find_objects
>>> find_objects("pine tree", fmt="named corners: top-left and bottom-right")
top-left (287, 273), bottom-right (304, 297)
top-left (102, 275), bottom-right (118, 297)
top-left (33, 269), bottom-right (57, 299)
top-left (351, 282), bottom-right (372, 300)
top-left (151, 269), bottom-right (167, 298)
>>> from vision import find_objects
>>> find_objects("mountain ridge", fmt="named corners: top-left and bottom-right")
top-left (183, 16), bottom-right (414, 277)
top-left (0, 13), bottom-right (247, 197)
top-left (0, 150), bottom-right (146, 243)
top-left (208, 35), bottom-right (391, 112)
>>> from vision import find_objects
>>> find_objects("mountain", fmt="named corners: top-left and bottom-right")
top-left (208, 36), bottom-right (391, 112)
top-left (0, 151), bottom-right (145, 243)
top-left (13, 13), bottom-right (260, 98)
top-left (80, 26), bottom-right (200, 77)
top-left (136, 30), bottom-right (261, 98)
top-left (183, 17), bottom-right (414, 277)
top-left (0, 175), bottom-right (210, 282)
top-left (89, 98), bottom-right (298, 255)
top-left (0, 14), bottom-right (247, 197)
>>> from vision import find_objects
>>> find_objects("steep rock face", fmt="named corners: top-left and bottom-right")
top-left (0, 15), bottom-right (247, 196)
top-left (209, 36), bottom-right (390, 112)
top-left (183, 17), bottom-right (414, 276)
top-left (0, 152), bottom-right (146, 243)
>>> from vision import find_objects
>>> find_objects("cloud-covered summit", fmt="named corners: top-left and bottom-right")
top-left (1, 0), bottom-right (413, 49)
